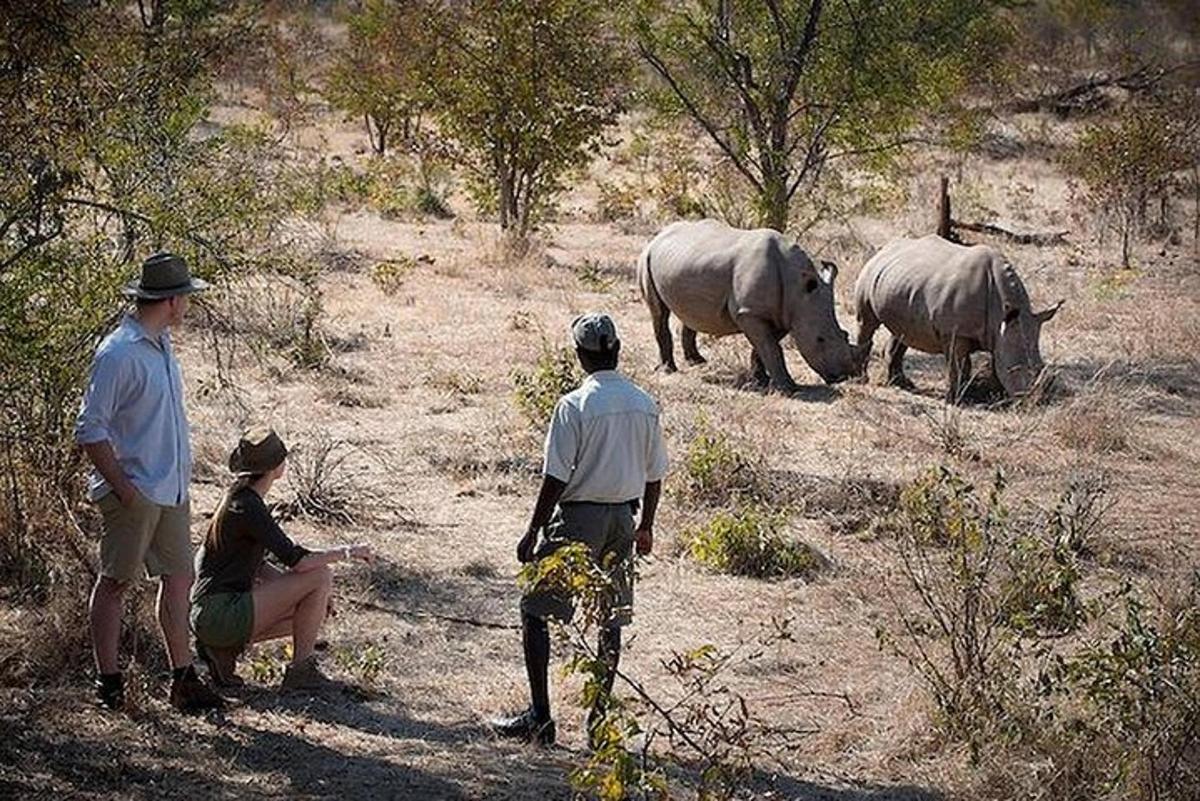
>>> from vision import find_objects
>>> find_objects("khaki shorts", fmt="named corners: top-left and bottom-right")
top-left (96, 491), bottom-right (193, 582)
top-left (521, 501), bottom-right (636, 627)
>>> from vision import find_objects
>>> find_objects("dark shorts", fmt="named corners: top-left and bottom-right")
top-left (191, 591), bottom-right (254, 649)
top-left (521, 502), bottom-right (636, 627)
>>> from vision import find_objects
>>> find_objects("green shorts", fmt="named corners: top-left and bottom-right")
top-left (191, 591), bottom-right (254, 649)
top-left (521, 501), bottom-right (636, 627)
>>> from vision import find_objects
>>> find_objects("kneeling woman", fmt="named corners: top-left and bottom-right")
top-left (191, 427), bottom-right (373, 689)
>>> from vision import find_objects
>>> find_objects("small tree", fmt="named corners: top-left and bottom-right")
top-left (326, 0), bottom-right (432, 157)
top-left (1063, 104), bottom-right (1187, 267)
top-left (426, 0), bottom-right (630, 235)
top-left (633, 0), bottom-right (1007, 231)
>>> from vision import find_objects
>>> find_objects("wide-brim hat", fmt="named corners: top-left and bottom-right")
top-left (228, 427), bottom-right (288, 477)
top-left (122, 252), bottom-right (210, 299)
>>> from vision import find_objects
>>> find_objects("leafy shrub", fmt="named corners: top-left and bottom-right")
top-left (595, 179), bottom-right (639, 222)
top-left (1062, 104), bottom-right (1187, 267)
top-left (679, 417), bottom-right (763, 506)
top-left (511, 342), bottom-right (582, 427)
top-left (681, 504), bottom-right (823, 580)
top-left (880, 468), bottom-right (1032, 747)
top-left (1047, 579), bottom-right (1200, 801)
top-left (878, 465), bottom-right (1200, 801)
top-left (371, 257), bottom-right (416, 295)
top-left (334, 642), bottom-right (388, 687)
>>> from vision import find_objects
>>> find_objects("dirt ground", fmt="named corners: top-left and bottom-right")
top-left (3, 103), bottom-right (1199, 800)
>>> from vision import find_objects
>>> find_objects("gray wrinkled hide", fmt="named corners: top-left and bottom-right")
top-left (853, 234), bottom-right (1061, 401)
top-left (637, 219), bottom-right (860, 392)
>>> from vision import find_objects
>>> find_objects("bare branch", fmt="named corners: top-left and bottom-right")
top-left (636, 40), bottom-right (765, 193)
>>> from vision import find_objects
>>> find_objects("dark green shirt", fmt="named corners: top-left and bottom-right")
top-left (192, 487), bottom-right (309, 598)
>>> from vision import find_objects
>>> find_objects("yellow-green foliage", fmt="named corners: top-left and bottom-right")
top-left (680, 417), bottom-right (762, 505)
top-left (371, 256), bottom-right (416, 295)
top-left (682, 504), bottom-right (822, 580)
top-left (511, 343), bottom-right (582, 427)
top-left (594, 179), bottom-right (639, 222)
top-left (518, 541), bottom-right (615, 630)
top-left (246, 642), bottom-right (292, 684)
top-left (334, 642), bottom-right (388, 686)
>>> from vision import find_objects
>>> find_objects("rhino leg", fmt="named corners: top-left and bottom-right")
top-left (739, 316), bottom-right (797, 394)
top-left (854, 305), bottom-right (881, 375)
top-left (681, 326), bottom-right (706, 365)
top-left (749, 349), bottom-right (769, 387)
top-left (885, 336), bottom-right (915, 391)
top-left (945, 339), bottom-right (973, 404)
top-left (649, 305), bottom-right (677, 373)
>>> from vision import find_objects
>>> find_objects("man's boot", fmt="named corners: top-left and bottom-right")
top-left (169, 664), bottom-right (226, 712)
top-left (95, 672), bottom-right (125, 711)
top-left (492, 612), bottom-right (556, 746)
top-left (492, 708), bottom-right (557, 746)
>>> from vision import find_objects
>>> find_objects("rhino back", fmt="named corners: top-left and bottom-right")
top-left (647, 219), bottom-right (783, 335)
top-left (863, 235), bottom-right (998, 354)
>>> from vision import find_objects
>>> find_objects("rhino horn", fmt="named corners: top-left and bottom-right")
top-left (1034, 299), bottom-right (1064, 324)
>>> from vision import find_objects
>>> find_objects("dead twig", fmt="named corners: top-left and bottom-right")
top-left (347, 597), bottom-right (519, 630)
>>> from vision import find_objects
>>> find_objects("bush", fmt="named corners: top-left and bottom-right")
top-left (594, 179), bottom-right (639, 222)
top-left (880, 468), bottom-right (1041, 747)
top-left (511, 342), bottom-right (583, 427)
top-left (678, 417), bottom-right (764, 506)
top-left (277, 431), bottom-right (360, 525)
top-left (681, 504), bottom-right (823, 580)
top-left (1048, 579), bottom-right (1200, 801)
top-left (1062, 104), bottom-right (1187, 267)
top-left (370, 257), bottom-right (416, 296)
top-left (1053, 374), bottom-right (1144, 453)
top-left (880, 465), bottom-right (1200, 801)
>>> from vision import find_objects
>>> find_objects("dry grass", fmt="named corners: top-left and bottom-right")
top-left (6, 92), bottom-right (1200, 801)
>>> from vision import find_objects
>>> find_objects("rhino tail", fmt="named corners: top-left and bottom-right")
top-left (638, 245), bottom-right (667, 319)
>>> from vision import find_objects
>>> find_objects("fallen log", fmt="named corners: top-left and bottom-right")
top-left (950, 219), bottom-right (1069, 246)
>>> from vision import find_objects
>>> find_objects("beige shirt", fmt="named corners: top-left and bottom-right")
top-left (543, 370), bottom-right (668, 503)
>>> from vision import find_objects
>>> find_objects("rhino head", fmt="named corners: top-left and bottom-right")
top-left (786, 256), bottom-right (866, 385)
top-left (994, 299), bottom-right (1063, 397)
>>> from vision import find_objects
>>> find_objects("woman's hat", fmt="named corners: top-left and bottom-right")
top-left (122, 252), bottom-right (210, 299)
top-left (228, 427), bottom-right (288, 476)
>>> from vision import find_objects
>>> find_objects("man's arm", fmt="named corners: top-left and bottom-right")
top-left (635, 480), bottom-right (662, 555)
top-left (81, 441), bottom-right (138, 507)
top-left (517, 475), bottom-right (567, 563)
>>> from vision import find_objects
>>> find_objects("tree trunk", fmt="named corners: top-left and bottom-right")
top-left (1193, 166), bottom-right (1199, 252)
top-left (366, 114), bottom-right (387, 157)
top-left (937, 177), bottom-right (954, 239)
top-left (760, 175), bottom-right (789, 232)
top-left (496, 150), bottom-right (513, 230)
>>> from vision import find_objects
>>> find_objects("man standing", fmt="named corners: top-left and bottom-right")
top-left (493, 313), bottom-right (668, 746)
top-left (76, 252), bottom-right (224, 712)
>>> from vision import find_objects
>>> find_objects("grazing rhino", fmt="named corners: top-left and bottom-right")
top-left (853, 234), bottom-right (1063, 401)
top-left (637, 219), bottom-right (865, 393)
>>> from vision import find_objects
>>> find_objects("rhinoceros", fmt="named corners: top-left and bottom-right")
top-left (853, 234), bottom-right (1062, 401)
top-left (637, 219), bottom-right (864, 393)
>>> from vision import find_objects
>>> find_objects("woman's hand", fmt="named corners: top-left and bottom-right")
top-left (347, 543), bottom-right (375, 564)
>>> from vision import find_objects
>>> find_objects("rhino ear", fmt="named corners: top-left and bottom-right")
top-left (1035, 299), bottom-right (1064, 324)
top-left (819, 260), bottom-right (839, 284)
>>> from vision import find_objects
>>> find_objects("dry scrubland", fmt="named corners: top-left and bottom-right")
top-left (4, 90), bottom-right (1200, 799)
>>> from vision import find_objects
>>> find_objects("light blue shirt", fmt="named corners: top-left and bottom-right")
top-left (75, 314), bottom-right (192, 506)
top-left (544, 370), bottom-right (669, 503)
